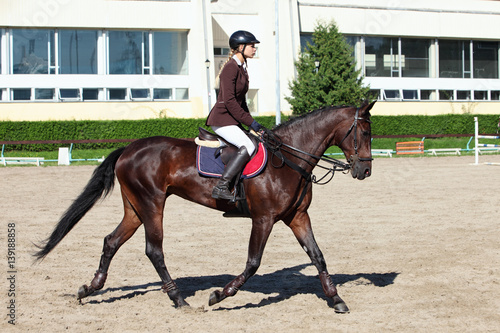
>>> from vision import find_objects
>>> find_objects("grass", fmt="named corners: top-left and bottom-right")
top-left (327, 136), bottom-right (485, 156)
top-left (1, 136), bottom-right (498, 167)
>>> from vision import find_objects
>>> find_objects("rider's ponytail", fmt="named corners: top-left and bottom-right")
top-left (214, 49), bottom-right (235, 90)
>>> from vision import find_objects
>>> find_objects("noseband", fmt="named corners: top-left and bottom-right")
top-left (338, 107), bottom-right (374, 164)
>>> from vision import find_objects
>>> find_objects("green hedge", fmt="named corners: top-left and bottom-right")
top-left (0, 117), bottom-right (279, 151)
top-left (0, 114), bottom-right (498, 152)
top-left (373, 114), bottom-right (499, 136)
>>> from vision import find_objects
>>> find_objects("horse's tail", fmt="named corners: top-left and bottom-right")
top-left (34, 147), bottom-right (126, 261)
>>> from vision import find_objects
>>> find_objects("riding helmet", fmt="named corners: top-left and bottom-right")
top-left (229, 30), bottom-right (260, 50)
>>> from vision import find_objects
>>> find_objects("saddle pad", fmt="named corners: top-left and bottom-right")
top-left (196, 142), bottom-right (267, 179)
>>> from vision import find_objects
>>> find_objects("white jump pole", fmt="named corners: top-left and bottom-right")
top-left (474, 117), bottom-right (479, 165)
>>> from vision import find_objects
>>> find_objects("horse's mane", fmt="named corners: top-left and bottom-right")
top-left (273, 104), bottom-right (352, 131)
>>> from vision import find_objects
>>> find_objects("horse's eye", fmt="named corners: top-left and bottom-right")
top-left (362, 131), bottom-right (370, 136)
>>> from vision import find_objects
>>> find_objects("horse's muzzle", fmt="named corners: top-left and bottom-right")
top-left (350, 161), bottom-right (372, 180)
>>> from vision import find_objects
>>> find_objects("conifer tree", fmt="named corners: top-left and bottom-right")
top-left (286, 20), bottom-right (371, 115)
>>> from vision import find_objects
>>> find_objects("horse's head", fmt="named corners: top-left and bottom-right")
top-left (336, 101), bottom-right (375, 180)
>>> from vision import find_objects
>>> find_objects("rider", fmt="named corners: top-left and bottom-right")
top-left (206, 30), bottom-right (263, 200)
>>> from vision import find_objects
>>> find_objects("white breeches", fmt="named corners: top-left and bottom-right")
top-left (211, 125), bottom-right (255, 156)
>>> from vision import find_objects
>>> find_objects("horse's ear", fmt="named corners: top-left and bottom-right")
top-left (361, 100), bottom-right (376, 116)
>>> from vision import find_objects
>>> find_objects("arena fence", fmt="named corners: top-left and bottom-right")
top-left (0, 139), bottom-right (136, 166)
top-left (474, 117), bottom-right (500, 165)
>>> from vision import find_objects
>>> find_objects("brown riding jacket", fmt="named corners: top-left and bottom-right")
top-left (206, 58), bottom-right (255, 127)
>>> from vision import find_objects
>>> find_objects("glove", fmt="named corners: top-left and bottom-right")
top-left (249, 120), bottom-right (262, 132)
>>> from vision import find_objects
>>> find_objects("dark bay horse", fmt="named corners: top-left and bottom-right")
top-left (34, 101), bottom-right (375, 313)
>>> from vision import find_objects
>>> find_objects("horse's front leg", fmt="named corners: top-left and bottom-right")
top-left (209, 218), bottom-right (273, 306)
top-left (285, 211), bottom-right (349, 313)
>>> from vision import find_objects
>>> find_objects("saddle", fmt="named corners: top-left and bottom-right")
top-left (195, 127), bottom-right (268, 218)
top-left (195, 127), bottom-right (267, 179)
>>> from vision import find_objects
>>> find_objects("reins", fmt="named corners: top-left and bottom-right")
top-left (269, 139), bottom-right (351, 181)
top-left (260, 107), bottom-right (372, 208)
top-left (262, 129), bottom-right (350, 183)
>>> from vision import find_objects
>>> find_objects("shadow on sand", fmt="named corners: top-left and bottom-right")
top-left (83, 263), bottom-right (399, 309)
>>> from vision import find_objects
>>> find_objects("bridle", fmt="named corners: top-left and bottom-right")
top-left (261, 107), bottom-right (372, 208)
top-left (337, 107), bottom-right (374, 165)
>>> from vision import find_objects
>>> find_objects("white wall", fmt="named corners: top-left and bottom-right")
top-left (1, 0), bottom-right (500, 122)
top-left (298, 0), bottom-right (500, 39)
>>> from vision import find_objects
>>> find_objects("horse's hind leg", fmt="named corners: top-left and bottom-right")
top-left (122, 189), bottom-right (188, 308)
top-left (142, 209), bottom-right (189, 308)
top-left (78, 199), bottom-right (141, 300)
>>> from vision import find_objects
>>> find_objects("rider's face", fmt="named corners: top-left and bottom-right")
top-left (240, 43), bottom-right (257, 58)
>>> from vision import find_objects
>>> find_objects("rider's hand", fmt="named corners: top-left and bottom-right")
top-left (250, 120), bottom-right (262, 132)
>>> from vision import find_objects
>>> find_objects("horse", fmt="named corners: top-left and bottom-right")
top-left (34, 101), bottom-right (375, 313)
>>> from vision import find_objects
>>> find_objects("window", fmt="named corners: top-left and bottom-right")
top-left (439, 40), bottom-right (471, 78)
top-left (344, 36), bottom-right (356, 58)
top-left (362, 37), bottom-right (500, 101)
top-left (83, 88), bottom-right (99, 100)
top-left (2, 29), bottom-right (190, 103)
top-left (143, 32), bottom-right (150, 74)
top-left (300, 33), bottom-right (313, 52)
top-left (175, 88), bottom-right (189, 100)
top-left (60, 88), bottom-right (81, 100)
top-left (439, 90), bottom-right (453, 100)
top-left (364, 37), bottom-right (399, 77)
top-left (109, 31), bottom-right (142, 74)
top-left (12, 28), bottom-right (98, 75)
top-left (59, 30), bottom-right (98, 74)
top-left (402, 90), bottom-right (418, 100)
top-left (12, 88), bottom-right (31, 100)
top-left (152, 88), bottom-right (187, 100)
top-left (214, 47), bottom-right (230, 56)
top-left (108, 30), bottom-right (188, 75)
top-left (108, 88), bottom-right (127, 100)
top-left (345, 36), bottom-right (356, 48)
top-left (12, 29), bottom-right (52, 74)
top-left (457, 90), bottom-right (471, 100)
top-left (369, 89), bottom-right (381, 100)
top-left (365, 37), bottom-right (431, 77)
top-left (153, 88), bottom-right (172, 100)
top-left (130, 88), bottom-right (150, 100)
top-left (401, 38), bottom-right (431, 77)
top-left (473, 41), bottom-right (499, 79)
top-left (153, 31), bottom-right (188, 75)
top-left (383, 89), bottom-right (401, 101)
top-left (421, 90), bottom-right (436, 100)
top-left (35, 88), bottom-right (55, 100)
top-left (474, 91), bottom-right (487, 100)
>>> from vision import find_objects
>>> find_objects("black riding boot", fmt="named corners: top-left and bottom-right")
top-left (212, 146), bottom-right (250, 200)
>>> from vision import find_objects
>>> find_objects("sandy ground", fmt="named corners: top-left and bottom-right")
top-left (1, 155), bottom-right (500, 332)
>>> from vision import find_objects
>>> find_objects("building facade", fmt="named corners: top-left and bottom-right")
top-left (1, 0), bottom-right (499, 122)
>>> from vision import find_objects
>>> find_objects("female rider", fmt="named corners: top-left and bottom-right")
top-left (206, 30), bottom-right (263, 200)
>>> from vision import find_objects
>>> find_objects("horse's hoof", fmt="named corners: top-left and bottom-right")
top-left (77, 284), bottom-right (93, 300)
top-left (176, 298), bottom-right (190, 308)
top-left (208, 290), bottom-right (223, 306)
top-left (333, 301), bottom-right (350, 313)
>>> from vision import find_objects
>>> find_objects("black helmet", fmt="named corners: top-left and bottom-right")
top-left (229, 30), bottom-right (260, 50)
